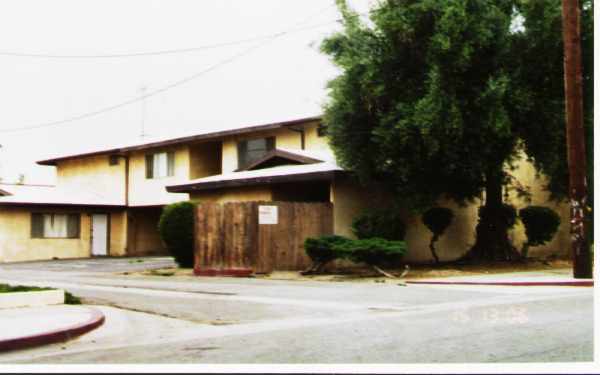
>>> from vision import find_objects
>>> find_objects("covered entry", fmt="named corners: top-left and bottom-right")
top-left (194, 201), bottom-right (333, 274)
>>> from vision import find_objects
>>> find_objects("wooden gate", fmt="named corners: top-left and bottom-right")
top-left (194, 201), bottom-right (333, 274)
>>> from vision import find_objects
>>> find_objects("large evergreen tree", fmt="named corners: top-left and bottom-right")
top-left (321, 0), bottom-right (593, 261)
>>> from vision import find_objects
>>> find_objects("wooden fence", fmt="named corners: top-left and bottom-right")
top-left (194, 201), bottom-right (333, 274)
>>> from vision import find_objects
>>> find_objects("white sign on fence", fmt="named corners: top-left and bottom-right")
top-left (258, 205), bottom-right (278, 225)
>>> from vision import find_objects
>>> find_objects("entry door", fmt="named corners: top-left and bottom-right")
top-left (91, 214), bottom-right (109, 256)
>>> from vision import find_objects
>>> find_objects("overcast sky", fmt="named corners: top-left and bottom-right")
top-left (0, 0), bottom-right (373, 184)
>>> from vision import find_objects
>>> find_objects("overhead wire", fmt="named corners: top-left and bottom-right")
top-left (0, 6), bottom-right (369, 134)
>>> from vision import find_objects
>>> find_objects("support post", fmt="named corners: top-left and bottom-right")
top-left (561, 0), bottom-right (592, 278)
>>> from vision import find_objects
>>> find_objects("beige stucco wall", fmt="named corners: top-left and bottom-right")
top-left (0, 206), bottom-right (129, 263)
top-left (109, 211), bottom-right (128, 256)
top-left (505, 152), bottom-right (571, 259)
top-left (221, 121), bottom-right (328, 173)
top-left (189, 141), bottom-right (222, 179)
top-left (127, 146), bottom-right (190, 206)
top-left (190, 186), bottom-right (273, 204)
top-left (330, 154), bottom-right (570, 263)
top-left (0, 207), bottom-right (91, 262)
top-left (126, 208), bottom-right (167, 256)
top-left (56, 155), bottom-right (126, 204)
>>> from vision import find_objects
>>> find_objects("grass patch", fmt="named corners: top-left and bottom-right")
top-left (1, 283), bottom-right (82, 304)
top-left (64, 292), bottom-right (82, 305)
top-left (0, 284), bottom-right (53, 293)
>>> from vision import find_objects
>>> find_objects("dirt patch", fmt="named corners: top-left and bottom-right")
top-left (257, 259), bottom-right (573, 283)
top-left (119, 259), bottom-right (573, 283)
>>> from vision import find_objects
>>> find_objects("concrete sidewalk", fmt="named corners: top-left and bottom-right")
top-left (0, 305), bottom-right (104, 352)
top-left (405, 269), bottom-right (594, 286)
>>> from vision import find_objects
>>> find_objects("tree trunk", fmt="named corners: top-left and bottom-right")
top-left (461, 168), bottom-right (520, 262)
top-left (429, 234), bottom-right (440, 264)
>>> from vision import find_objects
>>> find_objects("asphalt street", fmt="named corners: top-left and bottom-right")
top-left (0, 257), bottom-right (593, 364)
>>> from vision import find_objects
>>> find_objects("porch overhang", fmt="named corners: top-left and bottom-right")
top-left (167, 169), bottom-right (346, 193)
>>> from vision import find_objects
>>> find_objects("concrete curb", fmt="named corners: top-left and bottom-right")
top-left (0, 307), bottom-right (105, 352)
top-left (405, 280), bottom-right (594, 287)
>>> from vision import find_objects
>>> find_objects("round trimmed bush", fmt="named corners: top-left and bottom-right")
top-left (158, 201), bottom-right (196, 268)
top-left (422, 207), bottom-right (454, 236)
top-left (351, 209), bottom-right (406, 240)
top-left (519, 206), bottom-right (561, 258)
top-left (422, 207), bottom-right (454, 263)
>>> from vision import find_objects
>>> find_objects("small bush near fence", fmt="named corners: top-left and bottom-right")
top-left (351, 209), bottom-right (406, 241)
top-left (334, 238), bottom-right (407, 267)
top-left (518, 206), bottom-right (561, 258)
top-left (158, 201), bottom-right (196, 268)
top-left (303, 235), bottom-right (407, 277)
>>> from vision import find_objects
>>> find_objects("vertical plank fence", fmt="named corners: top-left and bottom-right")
top-left (194, 201), bottom-right (333, 275)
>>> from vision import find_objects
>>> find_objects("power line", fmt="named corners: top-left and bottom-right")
top-left (0, 9), bottom-right (362, 134)
top-left (0, 6), bottom-right (342, 60)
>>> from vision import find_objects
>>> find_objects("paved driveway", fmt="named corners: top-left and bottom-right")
top-left (0, 258), bottom-right (593, 364)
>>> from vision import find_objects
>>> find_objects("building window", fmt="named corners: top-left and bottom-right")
top-left (317, 122), bottom-right (327, 137)
top-left (145, 151), bottom-right (175, 179)
top-left (31, 213), bottom-right (80, 239)
top-left (237, 137), bottom-right (275, 169)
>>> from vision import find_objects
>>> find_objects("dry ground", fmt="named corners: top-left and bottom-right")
top-left (124, 258), bottom-right (573, 283)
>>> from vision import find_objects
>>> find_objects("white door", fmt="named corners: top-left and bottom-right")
top-left (91, 214), bottom-right (108, 256)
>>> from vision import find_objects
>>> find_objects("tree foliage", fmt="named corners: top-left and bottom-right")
top-left (351, 208), bottom-right (406, 240)
top-left (321, 0), bottom-right (593, 260)
top-left (323, 0), bottom-right (517, 211)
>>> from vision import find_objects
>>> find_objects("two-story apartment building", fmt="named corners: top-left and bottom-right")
top-left (0, 115), bottom-right (570, 264)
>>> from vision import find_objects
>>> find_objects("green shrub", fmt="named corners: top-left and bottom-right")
top-left (351, 209), bottom-right (406, 240)
top-left (478, 204), bottom-right (517, 229)
top-left (158, 201), bottom-right (196, 268)
top-left (304, 235), bottom-right (352, 264)
top-left (333, 238), bottom-right (407, 267)
top-left (64, 292), bottom-right (82, 305)
top-left (519, 206), bottom-right (561, 258)
top-left (422, 207), bottom-right (454, 263)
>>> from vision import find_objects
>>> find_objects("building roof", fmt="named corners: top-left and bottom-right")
top-left (0, 183), bottom-right (125, 208)
top-left (37, 115), bottom-right (322, 166)
top-left (167, 161), bottom-right (344, 193)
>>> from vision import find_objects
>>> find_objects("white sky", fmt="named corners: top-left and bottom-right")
top-left (0, 0), bottom-right (373, 184)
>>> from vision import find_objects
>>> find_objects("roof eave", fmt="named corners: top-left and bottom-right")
top-left (166, 170), bottom-right (345, 193)
top-left (36, 115), bottom-right (323, 166)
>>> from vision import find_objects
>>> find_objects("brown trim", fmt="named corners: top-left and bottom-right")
top-left (0, 202), bottom-right (125, 209)
top-left (236, 149), bottom-right (323, 172)
top-left (37, 116), bottom-right (322, 166)
top-left (167, 170), bottom-right (345, 193)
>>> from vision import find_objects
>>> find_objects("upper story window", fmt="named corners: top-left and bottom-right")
top-left (31, 213), bottom-right (80, 239)
top-left (317, 122), bottom-right (327, 137)
top-left (145, 151), bottom-right (175, 179)
top-left (237, 137), bottom-right (275, 169)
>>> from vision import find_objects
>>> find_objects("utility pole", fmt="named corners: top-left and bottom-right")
top-left (561, 0), bottom-right (592, 279)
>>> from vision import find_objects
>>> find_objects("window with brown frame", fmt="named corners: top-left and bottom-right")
top-left (31, 213), bottom-right (80, 239)
top-left (145, 151), bottom-right (175, 179)
top-left (237, 137), bottom-right (275, 169)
